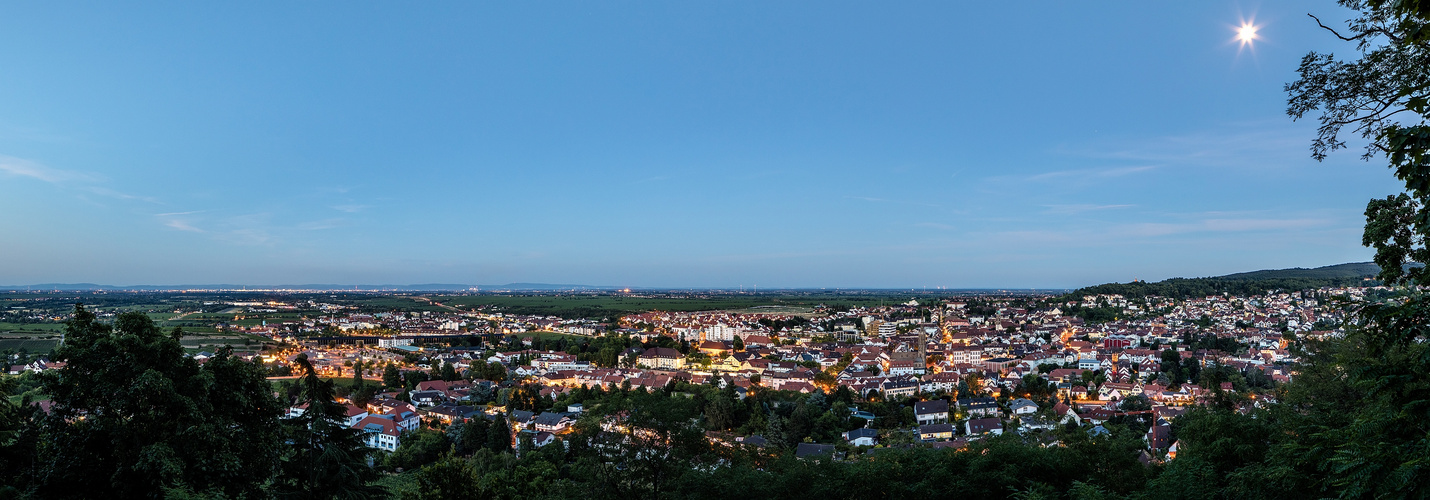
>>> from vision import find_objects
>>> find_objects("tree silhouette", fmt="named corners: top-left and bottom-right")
top-left (32, 306), bottom-right (282, 498)
top-left (274, 353), bottom-right (385, 499)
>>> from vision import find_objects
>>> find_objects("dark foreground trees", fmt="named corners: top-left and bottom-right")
top-left (397, 413), bottom-right (1152, 500)
top-left (0, 306), bottom-right (386, 498)
top-left (29, 307), bottom-right (281, 498)
top-left (274, 353), bottom-right (386, 499)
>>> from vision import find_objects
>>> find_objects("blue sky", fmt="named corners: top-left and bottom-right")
top-left (0, 1), bottom-right (1404, 288)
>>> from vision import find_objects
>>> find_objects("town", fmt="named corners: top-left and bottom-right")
top-left (5, 0), bottom-right (1427, 496)
top-left (4, 283), bottom-right (1360, 473)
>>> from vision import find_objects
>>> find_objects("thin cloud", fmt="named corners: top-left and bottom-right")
top-left (0, 124), bottom-right (78, 145)
top-left (845, 195), bottom-right (942, 208)
top-left (0, 155), bottom-right (100, 183)
top-left (298, 219), bottom-right (345, 230)
top-left (1016, 217), bottom-right (1333, 243)
top-left (735, 170), bottom-right (785, 181)
top-left (218, 228), bottom-right (273, 246)
top-left (85, 186), bottom-right (159, 203)
top-left (156, 211), bottom-right (206, 233)
top-left (1044, 204), bottom-right (1135, 215)
top-left (973, 215), bottom-right (1339, 248)
top-left (3, 154), bottom-right (162, 208)
top-left (1117, 218), bottom-right (1328, 237)
top-left (1028, 165), bottom-right (1157, 182)
top-left (1064, 124), bottom-right (1314, 170)
top-left (331, 204), bottom-right (368, 213)
top-left (156, 211), bottom-right (290, 246)
top-left (1202, 217), bottom-right (1328, 232)
top-left (163, 219), bottom-right (205, 232)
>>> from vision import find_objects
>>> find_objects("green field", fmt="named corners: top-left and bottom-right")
top-left (0, 320), bottom-right (65, 353)
top-left (0, 322), bottom-right (65, 334)
top-left (161, 311), bottom-right (320, 332)
top-left (2, 289), bottom-right (992, 326)
top-left (344, 296), bottom-right (448, 312)
top-left (169, 326), bottom-right (224, 334)
top-left (0, 338), bottom-right (61, 353)
top-left (7, 394), bottom-right (48, 406)
top-left (509, 331), bottom-right (584, 342)
top-left (0, 331), bottom-right (272, 355)
top-left (179, 333), bottom-right (266, 349)
top-left (374, 472), bottom-right (418, 494)
top-left (268, 377), bottom-right (370, 392)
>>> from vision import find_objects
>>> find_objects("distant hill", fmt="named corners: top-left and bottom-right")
top-left (1067, 262), bottom-right (1381, 300)
top-left (1215, 262), bottom-right (1382, 281)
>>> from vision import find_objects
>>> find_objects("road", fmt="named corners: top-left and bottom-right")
top-left (414, 296), bottom-right (462, 312)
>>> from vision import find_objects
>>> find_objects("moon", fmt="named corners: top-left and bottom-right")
top-left (1237, 22), bottom-right (1259, 46)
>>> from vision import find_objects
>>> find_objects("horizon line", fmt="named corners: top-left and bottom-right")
top-left (0, 283), bottom-right (1074, 293)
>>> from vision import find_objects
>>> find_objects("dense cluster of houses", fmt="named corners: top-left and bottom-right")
top-left (252, 287), bottom-right (1363, 455)
top-left (9, 287), bottom-right (1359, 457)
top-left (446, 288), bottom-right (1355, 456)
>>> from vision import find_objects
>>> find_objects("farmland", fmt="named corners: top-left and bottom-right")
top-left (0, 288), bottom-right (1039, 354)
top-left (426, 290), bottom-right (982, 319)
top-left (0, 335), bottom-right (62, 353)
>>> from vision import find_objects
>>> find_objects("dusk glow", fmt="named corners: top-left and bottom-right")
top-left (2, 2), bottom-right (1429, 497)
top-left (0, 2), bottom-right (1395, 288)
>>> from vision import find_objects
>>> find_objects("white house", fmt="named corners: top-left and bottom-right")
top-left (843, 428), bottom-right (879, 446)
top-left (914, 399), bottom-right (950, 424)
top-left (353, 416), bottom-right (402, 452)
top-left (1009, 398), bottom-right (1039, 415)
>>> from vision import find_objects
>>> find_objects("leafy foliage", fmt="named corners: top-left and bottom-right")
top-left (1288, 0), bottom-right (1430, 284)
top-left (384, 428), bottom-right (451, 472)
top-left (30, 307), bottom-right (281, 498)
top-left (273, 353), bottom-right (386, 499)
top-left (1069, 275), bottom-right (1375, 300)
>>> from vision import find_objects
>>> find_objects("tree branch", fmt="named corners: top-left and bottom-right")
top-left (1310, 13), bottom-right (1365, 42)
top-left (1307, 13), bottom-right (1403, 44)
